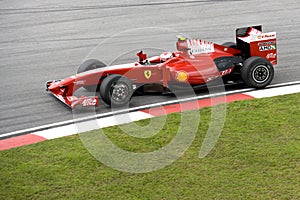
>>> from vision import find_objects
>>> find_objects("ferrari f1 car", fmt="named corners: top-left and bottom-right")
top-left (46, 25), bottom-right (277, 108)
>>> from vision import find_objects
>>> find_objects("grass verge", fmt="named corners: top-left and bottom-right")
top-left (1, 93), bottom-right (300, 199)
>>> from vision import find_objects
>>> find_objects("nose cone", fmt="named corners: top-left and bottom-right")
top-left (46, 76), bottom-right (75, 91)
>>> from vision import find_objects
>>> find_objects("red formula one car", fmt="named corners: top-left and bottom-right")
top-left (46, 25), bottom-right (277, 108)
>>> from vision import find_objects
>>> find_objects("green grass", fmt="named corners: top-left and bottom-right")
top-left (1, 93), bottom-right (300, 199)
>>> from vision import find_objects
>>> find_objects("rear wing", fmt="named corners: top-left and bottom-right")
top-left (236, 25), bottom-right (277, 65)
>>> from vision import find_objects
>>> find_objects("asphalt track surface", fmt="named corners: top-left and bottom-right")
top-left (0, 0), bottom-right (299, 135)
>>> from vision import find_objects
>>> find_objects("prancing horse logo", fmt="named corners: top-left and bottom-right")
top-left (144, 70), bottom-right (152, 79)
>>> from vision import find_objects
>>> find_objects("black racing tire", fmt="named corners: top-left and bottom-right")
top-left (77, 59), bottom-right (106, 91)
top-left (241, 56), bottom-right (274, 88)
top-left (100, 74), bottom-right (133, 107)
top-left (222, 42), bottom-right (237, 49)
top-left (77, 59), bottom-right (106, 73)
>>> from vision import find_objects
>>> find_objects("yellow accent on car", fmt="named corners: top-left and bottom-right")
top-left (176, 71), bottom-right (188, 82)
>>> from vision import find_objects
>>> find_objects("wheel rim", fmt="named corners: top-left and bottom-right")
top-left (111, 82), bottom-right (129, 102)
top-left (252, 65), bottom-right (270, 83)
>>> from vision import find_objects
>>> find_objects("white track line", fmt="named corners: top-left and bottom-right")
top-left (245, 84), bottom-right (300, 98)
top-left (34, 111), bottom-right (153, 139)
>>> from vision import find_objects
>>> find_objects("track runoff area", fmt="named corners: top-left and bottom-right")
top-left (1, 81), bottom-right (300, 151)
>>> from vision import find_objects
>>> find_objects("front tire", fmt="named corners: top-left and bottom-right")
top-left (241, 57), bottom-right (274, 88)
top-left (100, 74), bottom-right (133, 107)
top-left (77, 59), bottom-right (106, 91)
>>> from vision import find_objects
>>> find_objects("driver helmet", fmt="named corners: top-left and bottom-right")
top-left (160, 52), bottom-right (173, 62)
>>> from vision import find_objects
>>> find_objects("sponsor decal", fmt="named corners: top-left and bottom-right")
top-left (82, 98), bottom-right (97, 107)
top-left (220, 68), bottom-right (233, 76)
top-left (144, 70), bottom-right (152, 79)
top-left (206, 75), bottom-right (219, 82)
top-left (176, 71), bottom-right (188, 82)
top-left (67, 96), bottom-right (78, 101)
top-left (258, 41), bottom-right (276, 46)
top-left (259, 45), bottom-right (276, 51)
top-left (257, 32), bottom-right (276, 40)
top-left (75, 80), bottom-right (86, 85)
top-left (266, 53), bottom-right (277, 59)
top-left (186, 39), bottom-right (214, 54)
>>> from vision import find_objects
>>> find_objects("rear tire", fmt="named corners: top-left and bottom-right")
top-left (241, 57), bottom-right (274, 88)
top-left (77, 59), bottom-right (106, 91)
top-left (100, 74), bottom-right (133, 107)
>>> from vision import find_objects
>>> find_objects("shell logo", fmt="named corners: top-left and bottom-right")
top-left (176, 71), bottom-right (188, 82)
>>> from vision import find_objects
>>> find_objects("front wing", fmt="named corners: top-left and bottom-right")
top-left (46, 80), bottom-right (98, 108)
